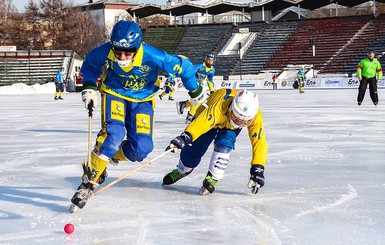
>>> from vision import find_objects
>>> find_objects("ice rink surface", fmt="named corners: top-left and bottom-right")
top-left (0, 86), bottom-right (384, 244)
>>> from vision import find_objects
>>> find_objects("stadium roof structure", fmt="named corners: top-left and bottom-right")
top-left (127, 0), bottom-right (385, 19)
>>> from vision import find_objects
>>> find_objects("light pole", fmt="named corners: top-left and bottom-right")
top-left (239, 42), bottom-right (242, 80)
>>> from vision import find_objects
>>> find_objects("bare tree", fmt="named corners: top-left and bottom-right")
top-left (140, 14), bottom-right (171, 29)
top-left (61, 7), bottom-right (107, 56)
top-left (0, 0), bottom-right (17, 45)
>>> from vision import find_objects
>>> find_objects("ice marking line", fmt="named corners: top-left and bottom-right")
top-left (295, 185), bottom-right (357, 219)
top-left (231, 202), bottom-right (282, 244)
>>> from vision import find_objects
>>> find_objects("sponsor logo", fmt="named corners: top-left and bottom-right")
top-left (221, 81), bottom-right (232, 87)
top-left (325, 80), bottom-right (340, 85)
top-left (306, 80), bottom-right (316, 86)
top-left (264, 81), bottom-right (274, 86)
top-left (111, 101), bottom-right (124, 121)
top-left (348, 79), bottom-right (359, 86)
top-left (239, 81), bottom-right (255, 88)
top-left (140, 65), bottom-right (150, 73)
top-left (281, 80), bottom-right (287, 87)
top-left (136, 113), bottom-right (151, 134)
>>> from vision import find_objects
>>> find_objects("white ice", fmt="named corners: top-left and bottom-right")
top-left (0, 83), bottom-right (384, 244)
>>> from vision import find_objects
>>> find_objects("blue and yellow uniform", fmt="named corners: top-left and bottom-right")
top-left (182, 88), bottom-right (267, 169)
top-left (194, 62), bottom-right (215, 93)
top-left (159, 75), bottom-right (176, 100)
top-left (54, 67), bottom-right (65, 100)
top-left (71, 20), bottom-right (205, 210)
top-left (297, 67), bottom-right (306, 93)
top-left (80, 42), bottom-right (198, 168)
top-left (163, 88), bottom-right (268, 194)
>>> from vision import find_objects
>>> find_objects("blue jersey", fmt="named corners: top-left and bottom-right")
top-left (194, 62), bottom-right (215, 92)
top-left (297, 69), bottom-right (306, 80)
top-left (80, 42), bottom-right (198, 102)
top-left (165, 75), bottom-right (175, 86)
top-left (56, 71), bottom-right (64, 83)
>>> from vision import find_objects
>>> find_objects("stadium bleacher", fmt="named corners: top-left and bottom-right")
top-left (2, 14), bottom-right (385, 87)
top-left (264, 15), bottom-right (373, 74)
top-left (0, 50), bottom-right (72, 86)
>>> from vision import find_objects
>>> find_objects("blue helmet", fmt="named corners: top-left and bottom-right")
top-left (110, 20), bottom-right (142, 51)
top-left (206, 52), bottom-right (216, 60)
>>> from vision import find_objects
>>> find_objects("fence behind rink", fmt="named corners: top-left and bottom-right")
top-left (165, 76), bottom-right (385, 91)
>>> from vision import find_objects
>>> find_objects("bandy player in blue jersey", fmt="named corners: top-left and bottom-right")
top-left (71, 20), bottom-right (206, 209)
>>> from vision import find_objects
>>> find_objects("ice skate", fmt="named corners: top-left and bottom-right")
top-left (176, 101), bottom-right (186, 115)
top-left (163, 168), bottom-right (192, 185)
top-left (185, 113), bottom-right (195, 124)
top-left (198, 172), bottom-right (219, 195)
top-left (70, 182), bottom-right (95, 212)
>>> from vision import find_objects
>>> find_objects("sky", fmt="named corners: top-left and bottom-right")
top-left (0, 83), bottom-right (384, 244)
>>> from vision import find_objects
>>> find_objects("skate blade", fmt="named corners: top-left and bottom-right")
top-left (69, 204), bottom-right (79, 213)
top-left (176, 102), bottom-right (182, 115)
top-left (198, 187), bottom-right (210, 195)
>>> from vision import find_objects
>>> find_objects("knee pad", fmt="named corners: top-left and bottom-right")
top-left (208, 151), bottom-right (230, 180)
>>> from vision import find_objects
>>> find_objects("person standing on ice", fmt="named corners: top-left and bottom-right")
top-left (71, 20), bottom-right (207, 209)
top-left (163, 88), bottom-right (268, 195)
top-left (158, 74), bottom-right (176, 101)
top-left (297, 66), bottom-right (306, 94)
top-left (54, 67), bottom-right (65, 100)
top-left (357, 50), bottom-right (382, 106)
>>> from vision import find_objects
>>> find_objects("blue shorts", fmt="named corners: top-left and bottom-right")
top-left (180, 128), bottom-right (241, 168)
top-left (97, 93), bottom-right (154, 162)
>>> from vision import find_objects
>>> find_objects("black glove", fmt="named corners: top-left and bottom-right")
top-left (247, 164), bottom-right (265, 194)
top-left (166, 132), bottom-right (192, 153)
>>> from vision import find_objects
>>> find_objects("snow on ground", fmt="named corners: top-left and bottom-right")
top-left (0, 84), bottom-right (384, 244)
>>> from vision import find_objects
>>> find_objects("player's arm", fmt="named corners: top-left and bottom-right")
top-left (376, 61), bottom-right (382, 81)
top-left (207, 69), bottom-right (215, 93)
top-left (357, 60), bottom-right (363, 80)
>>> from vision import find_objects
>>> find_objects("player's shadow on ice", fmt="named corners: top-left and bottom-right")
top-left (161, 184), bottom-right (248, 196)
top-left (0, 186), bottom-right (69, 215)
top-left (155, 120), bottom-right (186, 125)
top-left (66, 176), bottom-right (247, 197)
top-left (27, 129), bottom-right (97, 134)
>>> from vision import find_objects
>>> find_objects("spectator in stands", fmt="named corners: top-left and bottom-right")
top-left (71, 20), bottom-right (206, 210)
top-left (297, 66), bottom-right (306, 94)
top-left (177, 52), bottom-right (216, 123)
top-left (54, 67), bottom-right (65, 100)
top-left (159, 75), bottom-right (176, 101)
top-left (357, 50), bottom-right (383, 106)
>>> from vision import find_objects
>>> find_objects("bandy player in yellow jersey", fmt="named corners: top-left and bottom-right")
top-left (163, 88), bottom-right (268, 195)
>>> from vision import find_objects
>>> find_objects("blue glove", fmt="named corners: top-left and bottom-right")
top-left (166, 132), bottom-right (192, 153)
top-left (247, 164), bottom-right (265, 194)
